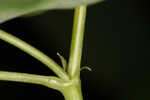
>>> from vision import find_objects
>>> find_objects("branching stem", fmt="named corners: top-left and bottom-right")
top-left (0, 71), bottom-right (65, 90)
top-left (0, 29), bottom-right (69, 81)
top-left (0, 5), bottom-right (87, 100)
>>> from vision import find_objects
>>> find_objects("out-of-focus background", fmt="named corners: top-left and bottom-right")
top-left (0, 0), bottom-right (149, 100)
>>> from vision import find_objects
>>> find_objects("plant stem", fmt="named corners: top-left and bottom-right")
top-left (61, 78), bottom-right (83, 100)
top-left (0, 5), bottom-right (87, 100)
top-left (0, 71), bottom-right (65, 90)
top-left (62, 86), bottom-right (83, 100)
top-left (68, 5), bottom-right (87, 78)
top-left (0, 29), bottom-right (69, 81)
top-left (62, 5), bottom-right (87, 100)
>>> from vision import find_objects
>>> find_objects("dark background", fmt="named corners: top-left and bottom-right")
top-left (0, 0), bottom-right (149, 100)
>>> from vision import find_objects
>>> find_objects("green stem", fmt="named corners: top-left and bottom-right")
top-left (61, 78), bottom-right (83, 100)
top-left (0, 5), bottom-right (87, 100)
top-left (0, 29), bottom-right (69, 81)
top-left (0, 71), bottom-right (65, 90)
top-left (62, 5), bottom-right (87, 100)
top-left (62, 86), bottom-right (83, 100)
top-left (68, 5), bottom-right (87, 78)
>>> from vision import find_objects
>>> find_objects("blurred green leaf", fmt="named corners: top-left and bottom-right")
top-left (0, 0), bottom-right (103, 23)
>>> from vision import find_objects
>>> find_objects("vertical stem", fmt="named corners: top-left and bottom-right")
top-left (61, 6), bottom-right (87, 100)
top-left (61, 80), bottom-right (83, 100)
top-left (68, 5), bottom-right (87, 78)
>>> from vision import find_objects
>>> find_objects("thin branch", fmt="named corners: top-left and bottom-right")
top-left (68, 6), bottom-right (87, 78)
top-left (0, 71), bottom-right (64, 90)
top-left (0, 29), bottom-right (69, 81)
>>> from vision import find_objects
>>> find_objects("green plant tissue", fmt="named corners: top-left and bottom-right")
top-left (0, 0), bottom-right (103, 23)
